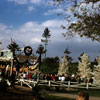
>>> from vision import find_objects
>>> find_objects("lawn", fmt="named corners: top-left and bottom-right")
top-left (41, 86), bottom-right (100, 97)
top-left (41, 92), bottom-right (74, 100)
top-left (54, 88), bottom-right (100, 97)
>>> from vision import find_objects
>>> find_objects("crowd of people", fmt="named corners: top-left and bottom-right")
top-left (0, 64), bottom-right (94, 84)
top-left (17, 72), bottom-right (76, 82)
top-left (17, 72), bottom-right (93, 85)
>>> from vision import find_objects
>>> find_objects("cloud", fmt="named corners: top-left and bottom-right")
top-left (0, 20), bottom-right (70, 47)
top-left (0, 20), bottom-right (100, 61)
top-left (2, 20), bottom-right (65, 44)
top-left (8, 0), bottom-right (27, 5)
top-left (42, 19), bottom-right (66, 28)
top-left (30, 0), bottom-right (41, 5)
top-left (44, 8), bottom-right (64, 16)
top-left (0, 24), bottom-right (7, 31)
top-left (11, 21), bottom-right (43, 44)
top-left (0, 20), bottom-right (97, 46)
top-left (31, 37), bottom-right (41, 43)
top-left (28, 6), bottom-right (35, 12)
top-left (8, 0), bottom-right (42, 5)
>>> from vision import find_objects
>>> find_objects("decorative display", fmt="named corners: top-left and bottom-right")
top-left (24, 46), bottom-right (32, 56)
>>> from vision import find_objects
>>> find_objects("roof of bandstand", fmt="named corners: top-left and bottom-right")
top-left (0, 50), bottom-right (38, 63)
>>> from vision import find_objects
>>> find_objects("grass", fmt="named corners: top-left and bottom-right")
top-left (41, 92), bottom-right (74, 100)
top-left (39, 86), bottom-right (100, 97)
top-left (63, 88), bottom-right (100, 97)
top-left (0, 89), bottom-right (35, 100)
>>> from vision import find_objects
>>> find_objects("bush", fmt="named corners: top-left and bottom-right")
top-left (0, 78), bottom-right (8, 92)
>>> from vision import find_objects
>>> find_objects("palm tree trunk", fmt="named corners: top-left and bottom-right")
top-left (38, 54), bottom-right (41, 70)
top-left (10, 51), bottom-right (14, 76)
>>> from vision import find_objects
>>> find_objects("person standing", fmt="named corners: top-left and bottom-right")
top-left (76, 91), bottom-right (89, 100)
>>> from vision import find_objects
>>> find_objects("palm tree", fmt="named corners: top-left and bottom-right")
top-left (7, 41), bottom-right (20, 59)
top-left (36, 44), bottom-right (46, 70)
top-left (41, 27), bottom-right (51, 72)
top-left (7, 40), bottom-right (20, 75)
top-left (41, 27), bottom-right (51, 57)
top-left (42, 27), bottom-right (51, 40)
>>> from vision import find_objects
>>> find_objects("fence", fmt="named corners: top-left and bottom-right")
top-left (15, 78), bottom-right (100, 90)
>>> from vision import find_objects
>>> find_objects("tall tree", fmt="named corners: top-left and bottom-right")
top-left (58, 48), bottom-right (72, 76)
top-left (58, 55), bottom-right (69, 76)
top-left (7, 39), bottom-right (20, 75)
top-left (78, 53), bottom-right (92, 81)
top-left (52, 0), bottom-right (100, 42)
top-left (41, 27), bottom-right (51, 72)
top-left (7, 40), bottom-right (20, 60)
top-left (41, 27), bottom-right (51, 57)
top-left (94, 55), bottom-right (100, 84)
top-left (64, 48), bottom-right (74, 76)
top-left (36, 44), bottom-right (45, 70)
top-left (42, 56), bottom-right (60, 74)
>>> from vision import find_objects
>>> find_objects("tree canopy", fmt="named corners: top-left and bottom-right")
top-left (41, 57), bottom-right (60, 74)
top-left (7, 41), bottom-right (20, 52)
top-left (36, 44), bottom-right (46, 55)
top-left (41, 27), bottom-right (51, 45)
top-left (64, 48), bottom-right (73, 63)
top-left (36, 44), bottom-right (46, 70)
top-left (52, 0), bottom-right (100, 42)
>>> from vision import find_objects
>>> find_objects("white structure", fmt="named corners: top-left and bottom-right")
top-left (78, 53), bottom-right (92, 81)
top-left (58, 55), bottom-right (69, 76)
top-left (0, 50), bottom-right (13, 61)
top-left (0, 50), bottom-right (13, 75)
top-left (94, 56), bottom-right (100, 84)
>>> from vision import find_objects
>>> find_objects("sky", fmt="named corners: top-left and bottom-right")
top-left (0, 0), bottom-right (100, 62)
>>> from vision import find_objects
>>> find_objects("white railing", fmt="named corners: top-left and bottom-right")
top-left (15, 78), bottom-right (100, 89)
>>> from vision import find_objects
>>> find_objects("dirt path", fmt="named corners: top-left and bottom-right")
top-left (3, 85), bottom-right (100, 100)
top-left (15, 85), bottom-right (100, 100)
top-left (0, 85), bottom-right (35, 100)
